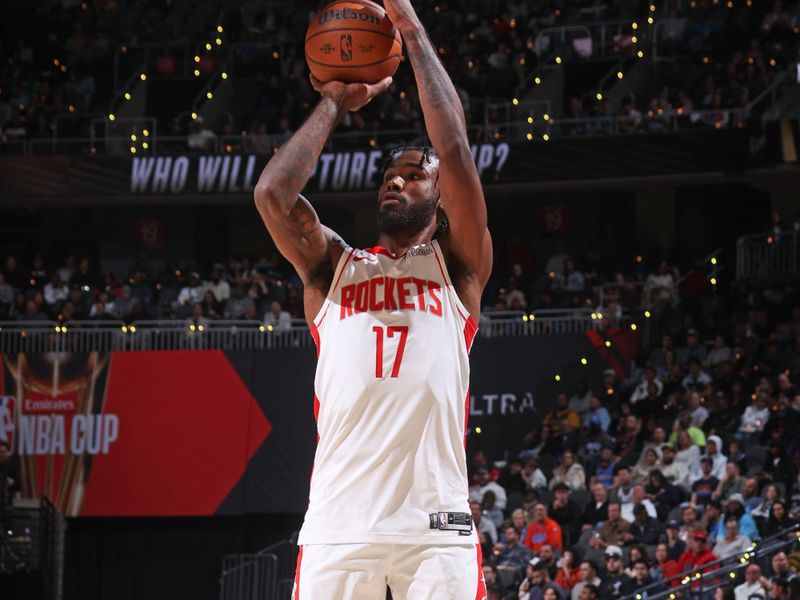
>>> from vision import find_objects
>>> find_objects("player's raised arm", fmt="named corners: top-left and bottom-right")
top-left (253, 77), bottom-right (392, 282)
top-left (383, 0), bottom-right (492, 286)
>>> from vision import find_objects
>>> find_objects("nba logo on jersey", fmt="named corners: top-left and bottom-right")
top-left (0, 396), bottom-right (15, 451)
top-left (438, 512), bottom-right (448, 530)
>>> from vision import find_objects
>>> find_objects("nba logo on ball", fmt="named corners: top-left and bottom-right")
top-left (340, 34), bottom-right (353, 61)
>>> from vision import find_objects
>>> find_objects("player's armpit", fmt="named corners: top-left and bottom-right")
top-left (436, 145), bottom-right (493, 287)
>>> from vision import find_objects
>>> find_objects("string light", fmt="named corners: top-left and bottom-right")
top-left (604, 340), bottom-right (611, 348)
top-left (217, 25), bottom-right (224, 33)
top-left (108, 113), bottom-right (116, 121)
top-left (475, 426), bottom-right (482, 434)
top-left (542, 133), bottom-right (550, 141)
top-left (221, 72), bottom-right (228, 79)
top-left (139, 73), bottom-right (147, 81)
top-left (554, 374), bottom-right (561, 382)
top-left (710, 257), bottom-right (717, 265)
top-left (512, 98), bottom-right (519, 105)
top-left (555, 56), bottom-right (562, 64)
top-left (631, 323), bottom-right (638, 331)
top-left (580, 358), bottom-right (588, 365)
top-left (534, 77), bottom-right (541, 85)
top-left (527, 116), bottom-right (533, 124)
top-left (526, 133), bottom-right (533, 141)
top-left (124, 92), bottom-right (131, 100)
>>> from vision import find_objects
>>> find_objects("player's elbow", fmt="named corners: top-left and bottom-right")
top-left (254, 181), bottom-right (285, 214)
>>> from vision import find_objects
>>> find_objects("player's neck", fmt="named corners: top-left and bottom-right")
top-left (376, 226), bottom-right (436, 256)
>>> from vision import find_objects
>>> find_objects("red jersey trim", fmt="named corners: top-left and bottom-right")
top-left (363, 245), bottom-right (406, 259)
top-left (313, 248), bottom-right (354, 328)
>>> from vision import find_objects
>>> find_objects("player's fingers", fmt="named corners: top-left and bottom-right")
top-left (367, 76), bottom-right (393, 96)
top-left (309, 73), bottom-right (323, 92)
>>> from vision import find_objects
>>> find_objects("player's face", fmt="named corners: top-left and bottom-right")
top-left (377, 150), bottom-right (440, 235)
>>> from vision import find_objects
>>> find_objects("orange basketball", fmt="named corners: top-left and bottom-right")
top-left (305, 0), bottom-right (402, 84)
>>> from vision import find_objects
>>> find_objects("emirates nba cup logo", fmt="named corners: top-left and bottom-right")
top-left (3, 353), bottom-right (119, 516)
top-left (340, 34), bottom-right (353, 61)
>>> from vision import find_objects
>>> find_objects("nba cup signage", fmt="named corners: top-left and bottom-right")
top-left (2, 353), bottom-right (119, 516)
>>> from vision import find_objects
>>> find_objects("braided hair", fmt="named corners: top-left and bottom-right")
top-left (381, 145), bottom-right (448, 239)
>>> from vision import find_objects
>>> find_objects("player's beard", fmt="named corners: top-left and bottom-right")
top-left (377, 193), bottom-right (439, 235)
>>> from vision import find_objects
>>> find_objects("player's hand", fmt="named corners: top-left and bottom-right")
top-left (310, 75), bottom-right (392, 113)
top-left (382, 0), bottom-right (420, 31)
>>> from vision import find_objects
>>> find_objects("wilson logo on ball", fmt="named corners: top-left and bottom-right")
top-left (340, 34), bottom-right (353, 61)
top-left (318, 7), bottom-right (380, 26)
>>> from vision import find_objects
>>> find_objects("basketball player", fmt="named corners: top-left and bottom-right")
top-left (254, 0), bottom-right (492, 596)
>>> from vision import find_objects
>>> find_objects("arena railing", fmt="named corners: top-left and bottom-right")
top-left (618, 524), bottom-right (800, 600)
top-left (219, 553), bottom-right (278, 600)
top-left (736, 231), bottom-right (799, 281)
top-left (0, 310), bottom-right (629, 353)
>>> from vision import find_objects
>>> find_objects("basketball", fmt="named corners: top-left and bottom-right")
top-left (305, 0), bottom-right (403, 84)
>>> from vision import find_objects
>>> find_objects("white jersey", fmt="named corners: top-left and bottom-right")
top-left (297, 240), bottom-right (478, 545)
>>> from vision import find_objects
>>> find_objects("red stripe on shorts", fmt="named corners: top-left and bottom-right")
top-left (475, 543), bottom-right (487, 600)
top-left (292, 546), bottom-right (303, 600)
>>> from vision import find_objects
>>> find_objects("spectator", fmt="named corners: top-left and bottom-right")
top-left (537, 544), bottom-right (559, 580)
top-left (713, 494), bottom-right (760, 542)
top-left (542, 393), bottom-right (581, 435)
top-left (524, 502), bottom-right (563, 552)
top-left (264, 300), bottom-right (292, 331)
top-left (620, 559), bottom-right (655, 596)
top-left (664, 519), bottom-right (687, 562)
top-left (225, 283), bottom-right (255, 318)
top-left (518, 560), bottom-right (565, 600)
top-left (769, 552), bottom-right (800, 598)
top-left (19, 299), bottom-right (48, 321)
top-left (751, 482), bottom-right (780, 522)
top-left (555, 549), bottom-right (581, 593)
top-left (580, 482), bottom-right (609, 530)
top-left (610, 465), bottom-right (634, 505)
top-left (589, 502), bottom-right (629, 550)
top-left (658, 445), bottom-right (690, 489)
top-left (714, 462), bottom-right (744, 502)
top-left (177, 272), bottom-right (205, 306)
top-left (204, 267), bottom-right (231, 303)
top-left (677, 329), bottom-right (708, 366)
top-left (621, 484), bottom-right (657, 522)
top-left (599, 545), bottom-right (630, 600)
top-left (470, 500), bottom-right (497, 545)
top-left (762, 500), bottom-right (792, 538)
top-left (481, 490), bottom-right (504, 529)
top-left (631, 366), bottom-right (663, 404)
top-left (623, 503), bottom-right (662, 546)
top-left (632, 447), bottom-right (660, 485)
top-left (741, 477), bottom-right (762, 511)
top-left (651, 543), bottom-right (680, 583)
top-left (483, 563), bottom-right (504, 600)
top-left (734, 564), bottom-right (769, 600)
top-left (690, 435), bottom-right (727, 483)
top-left (550, 450), bottom-right (586, 491)
top-left (582, 396), bottom-right (611, 432)
top-left (470, 465), bottom-right (508, 511)
top-left (521, 458), bottom-right (548, 490)
top-left (760, 442), bottom-right (797, 491)
top-left (706, 335), bottom-right (732, 369)
top-left (673, 431), bottom-right (701, 474)
top-left (549, 482), bottom-right (579, 546)
top-left (712, 518), bottom-right (752, 559)
top-left (571, 561), bottom-right (602, 600)
top-left (682, 361), bottom-right (713, 395)
top-left (589, 445), bottom-right (617, 490)
top-left (569, 382), bottom-right (592, 419)
top-left (677, 529), bottom-right (717, 578)
top-left (737, 393), bottom-right (770, 441)
top-left (646, 469), bottom-right (680, 520)
top-left (690, 457), bottom-right (720, 507)
top-left (495, 525), bottom-right (532, 575)
top-left (187, 117), bottom-right (217, 151)
top-left (43, 274), bottom-right (68, 308)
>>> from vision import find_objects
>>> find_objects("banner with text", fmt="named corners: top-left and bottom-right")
top-left (0, 130), bottom-right (748, 200)
top-left (0, 331), bottom-right (635, 516)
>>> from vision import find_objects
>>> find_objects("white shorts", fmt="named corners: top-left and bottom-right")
top-left (292, 543), bottom-right (486, 600)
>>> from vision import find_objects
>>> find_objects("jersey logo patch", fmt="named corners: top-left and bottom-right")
top-left (404, 246), bottom-right (434, 259)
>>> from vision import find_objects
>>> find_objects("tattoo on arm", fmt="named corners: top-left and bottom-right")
top-left (257, 98), bottom-right (343, 207)
top-left (403, 28), bottom-right (465, 127)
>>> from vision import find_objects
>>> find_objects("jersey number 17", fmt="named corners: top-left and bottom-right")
top-left (372, 325), bottom-right (409, 378)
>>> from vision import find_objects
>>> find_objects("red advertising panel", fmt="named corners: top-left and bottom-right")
top-left (1, 351), bottom-right (270, 516)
